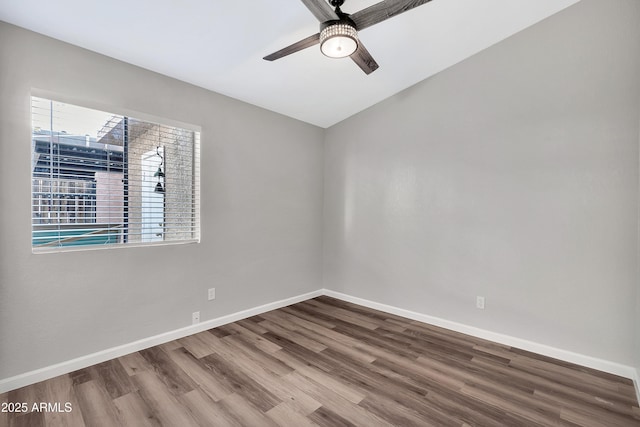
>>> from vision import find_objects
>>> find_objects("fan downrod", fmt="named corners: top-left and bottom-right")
top-left (329, 0), bottom-right (345, 9)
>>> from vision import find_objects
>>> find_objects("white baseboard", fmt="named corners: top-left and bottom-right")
top-left (323, 289), bottom-right (640, 388)
top-left (0, 289), bottom-right (323, 394)
top-left (633, 368), bottom-right (640, 406)
top-left (2, 286), bottom-right (639, 407)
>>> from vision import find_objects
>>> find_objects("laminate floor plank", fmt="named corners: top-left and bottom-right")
top-left (474, 356), bottom-right (638, 417)
top-left (138, 346), bottom-right (197, 396)
top-left (0, 393), bottom-right (8, 427)
top-left (459, 354), bottom-right (638, 420)
top-left (5, 381), bottom-right (47, 426)
top-left (326, 350), bottom-right (475, 425)
top-left (118, 351), bottom-right (152, 377)
top-left (213, 338), bottom-right (321, 415)
top-left (198, 352), bottom-right (281, 412)
top-left (330, 322), bottom-right (424, 359)
top-left (559, 407), bottom-right (619, 427)
top-left (313, 299), bottom-right (410, 333)
top-left (43, 374), bottom-right (85, 427)
top-left (216, 393), bottom-right (279, 427)
top-left (73, 380), bottom-right (121, 427)
top-left (534, 389), bottom-right (640, 425)
top-left (163, 347), bottom-right (235, 402)
top-left (510, 346), bottom-right (635, 384)
top-left (302, 299), bottom-right (381, 330)
top-left (280, 304), bottom-right (338, 329)
top-left (405, 321), bottom-right (487, 346)
top-left (220, 322), bottom-right (283, 354)
top-left (373, 361), bottom-right (512, 427)
top-left (276, 326), bottom-right (378, 365)
top-left (373, 353), bottom-right (466, 391)
top-left (314, 296), bottom-right (408, 324)
top-left (419, 390), bottom-right (514, 427)
top-left (234, 317), bottom-right (270, 335)
top-left (68, 368), bottom-right (92, 386)
top-left (1, 296), bottom-right (638, 426)
top-left (307, 405), bottom-right (356, 427)
top-left (459, 383), bottom-right (565, 427)
top-left (282, 371), bottom-right (394, 427)
top-left (177, 389), bottom-right (240, 427)
top-left (297, 365), bottom-right (366, 404)
top-left (112, 391), bottom-right (160, 427)
top-left (266, 401), bottom-right (320, 427)
top-left (178, 334), bottom-right (217, 359)
top-left (7, 381), bottom-right (47, 409)
top-left (89, 359), bottom-right (135, 400)
top-left (206, 326), bottom-right (232, 339)
top-left (156, 339), bottom-right (182, 352)
top-left (9, 411), bottom-right (45, 427)
top-left (511, 352), bottom-right (631, 391)
top-left (278, 309), bottom-right (368, 349)
top-left (221, 334), bottom-right (293, 377)
top-left (131, 371), bottom-right (199, 427)
top-left (261, 332), bottom-right (342, 372)
top-left (509, 357), bottom-right (637, 405)
top-left (253, 310), bottom-right (301, 331)
top-left (258, 319), bottom-right (328, 353)
top-left (460, 376), bottom-right (569, 425)
top-left (325, 353), bottom-right (457, 425)
top-left (269, 346), bottom-right (331, 375)
top-left (357, 393), bottom-right (441, 427)
top-left (299, 299), bottom-right (381, 331)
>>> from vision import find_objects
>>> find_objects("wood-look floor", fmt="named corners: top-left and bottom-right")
top-left (2, 296), bottom-right (639, 427)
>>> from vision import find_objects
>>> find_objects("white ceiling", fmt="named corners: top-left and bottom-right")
top-left (0, 0), bottom-right (580, 128)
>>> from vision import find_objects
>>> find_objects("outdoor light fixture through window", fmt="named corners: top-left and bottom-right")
top-left (154, 145), bottom-right (165, 194)
top-left (320, 20), bottom-right (358, 58)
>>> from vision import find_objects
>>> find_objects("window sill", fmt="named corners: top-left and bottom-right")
top-left (32, 238), bottom-right (200, 255)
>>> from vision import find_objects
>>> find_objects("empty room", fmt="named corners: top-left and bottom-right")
top-left (1, 0), bottom-right (639, 425)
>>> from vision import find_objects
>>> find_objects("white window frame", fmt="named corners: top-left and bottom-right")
top-left (30, 91), bottom-right (201, 254)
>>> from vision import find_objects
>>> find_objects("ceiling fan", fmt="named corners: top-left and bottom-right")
top-left (264, 0), bottom-right (433, 75)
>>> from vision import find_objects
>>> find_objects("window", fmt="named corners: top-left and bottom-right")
top-left (31, 96), bottom-right (200, 251)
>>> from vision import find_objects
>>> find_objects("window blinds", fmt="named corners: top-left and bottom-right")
top-left (31, 96), bottom-right (200, 251)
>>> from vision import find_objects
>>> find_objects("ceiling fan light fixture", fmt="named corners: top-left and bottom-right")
top-left (320, 21), bottom-right (358, 58)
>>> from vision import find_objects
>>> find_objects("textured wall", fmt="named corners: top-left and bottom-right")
top-left (0, 22), bottom-right (324, 380)
top-left (323, 0), bottom-right (640, 365)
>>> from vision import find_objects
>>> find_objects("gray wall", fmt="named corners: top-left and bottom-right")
top-left (0, 22), bottom-right (324, 379)
top-left (324, 0), bottom-right (640, 365)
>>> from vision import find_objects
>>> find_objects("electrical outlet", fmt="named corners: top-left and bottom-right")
top-left (208, 288), bottom-right (216, 301)
top-left (192, 311), bottom-right (200, 324)
top-left (476, 296), bottom-right (485, 310)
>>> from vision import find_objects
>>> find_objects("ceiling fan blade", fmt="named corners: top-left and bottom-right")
top-left (351, 0), bottom-right (432, 31)
top-left (263, 33), bottom-right (321, 61)
top-left (350, 42), bottom-right (379, 75)
top-left (300, 0), bottom-right (338, 22)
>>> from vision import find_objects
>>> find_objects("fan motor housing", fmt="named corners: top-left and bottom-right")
top-left (320, 16), bottom-right (357, 33)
